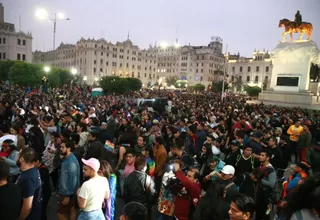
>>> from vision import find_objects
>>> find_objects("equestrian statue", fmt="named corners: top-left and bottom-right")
top-left (279, 11), bottom-right (313, 41)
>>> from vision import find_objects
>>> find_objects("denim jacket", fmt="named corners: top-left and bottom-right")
top-left (58, 153), bottom-right (80, 196)
top-left (4, 150), bottom-right (19, 175)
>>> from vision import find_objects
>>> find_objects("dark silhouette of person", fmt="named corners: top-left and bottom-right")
top-left (294, 10), bottom-right (302, 28)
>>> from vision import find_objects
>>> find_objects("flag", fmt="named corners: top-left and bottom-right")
top-left (104, 140), bottom-right (115, 152)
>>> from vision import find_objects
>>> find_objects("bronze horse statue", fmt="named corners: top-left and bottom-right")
top-left (279, 19), bottom-right (313, 41)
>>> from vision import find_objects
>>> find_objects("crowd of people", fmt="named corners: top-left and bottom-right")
top-left (0, 84), bottom-right (320, 220)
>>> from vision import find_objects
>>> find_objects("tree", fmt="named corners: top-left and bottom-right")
top-left (175, 80), bottom-right (188, 89)
top-left (193, 83), bottom-right (205, 91)
top-left (211, 81), bottom-right (229, 92)
top-left (100, 76), bottom-right (142, 94)
top-left (166, 76), bottom-right (178, 86)
top-left (8, 61), bottom-right (43, 87)
top-left (0, 60), bottom-right (16, 81)
top-left (244, 85), bottom-right (262, 96)
top-left (56, 68), bottom-right (74, 86)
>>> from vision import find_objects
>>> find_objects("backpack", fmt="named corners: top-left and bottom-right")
top-left (268, 169), bottom-right (284, 204)
top-left (223, 182), bottom-right (236, 198)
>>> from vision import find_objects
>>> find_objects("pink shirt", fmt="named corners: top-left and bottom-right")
top-left (124, 163), bottom-right (135, 177)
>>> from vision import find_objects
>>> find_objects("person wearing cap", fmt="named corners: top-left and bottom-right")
top-left (248, 130), bottom-right (263, 158)
top-left (77, 158), bottom-right (109, 220)
top-left (209, 165), bottom-right (238, 214)
top-left (119, 201), bottom-right (148, 220)
top-left (284, 162), bottom-right (310, 194)
top-left (0, 139), bottom-right (19, 183)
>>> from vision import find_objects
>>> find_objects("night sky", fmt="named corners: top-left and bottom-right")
top-left (2, 0), bottom-right (320, 56)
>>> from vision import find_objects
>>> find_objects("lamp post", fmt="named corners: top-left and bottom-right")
top-left (36, 8), bottom-right (70, 51)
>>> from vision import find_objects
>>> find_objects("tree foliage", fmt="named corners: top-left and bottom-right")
top-left (193, 83), bottom-right (205, 91)
top-left (165, 76), bottom-right (178, 86)
top-left (244, 85), bottom-right (262, 96)
top-left (0, 60), bottom-right (74, 88)
top-left (233, 77), bottom-right (243, 92)
top-left (211, 81), bottom-right (229, 92)
top-left (100, 76), bottom-right (142, 94)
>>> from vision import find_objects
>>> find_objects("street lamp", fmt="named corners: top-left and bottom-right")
top-left (36, 8), bottom-right (70, 50)
top-left (44, 66), bottom-right (50, 73)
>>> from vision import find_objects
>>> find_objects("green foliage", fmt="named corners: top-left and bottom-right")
top-left (100, 76), bottom-right (142, 94)
top-left (211, 81), bottom-right (229, 92)
top-left (193, 83), bottom-right (205, 91)
top-left (214, 70), bottom-right (224, 76)
top-left (234, 77), bottom-right (243, 92)
top-left (9, 62), bottom-right (43, 87)
top-left (165, 76), bottom-right (178, 86)
top-left (175, 80), bottom-right (188, 88)
top-left (0, 60), bottom-right (16, 81)
top-left (0, 60), bottom-right (74, 88)
top-left (244, 85), bottom-right (262, 96)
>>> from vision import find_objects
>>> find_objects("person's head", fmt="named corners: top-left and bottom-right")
top-left (0, 160), bottom-right (9, 182)
top-left (186, 168), bottom-right (200, 183)
top-left (170, 142), bottom-right (183, 157)
top-left (33, 152), bottom-right (42, 168)
top-left (70, 133), bottom-right (80, 146)
top-left (125, 150), bottom-right (136, 165)
top-left (229, 193), bottom-right (256, 220)
top-left (77, 122), bottom-right (87, 132)
top-left (242, 146), bottom-right (253, 158)
top-left (17, 147), bottom-right (36, 170)
top-left (10, 125), bottom-right (20, 135)
top-left (120, 202), bottom-right (147, 220)
top-left (293, 162), bottom-right (311, 174)
top-left (207, 156), bottom-right (219, 170)
top-left (259, 149), bottom-right (272, 163)
top-left (82, 158), bottom-right (100, 178)
top-left (230, 140), bottom-right (239, 152)
top-left (250, 167), bottom-right (264, 182)
top-left (134, 157), bottom-right (147, 172)
top-left (98, 160), bottom-right (113, 180)
top-left (268, 136), bottom-right (277, 148)
top-left (101, 122), bottom-right (107, 130)
top-left (206, 135), bottom-right (214, 145)
top-left (220, 165), bottom-right (235, 181)
top-left (294, 120), bottom-right (301, 128)
top-left (60, 139), bottom-right (74, 158)
top-left (88, 129), bottom-right (99, 141)
top-left (137, 136), bottom-right (144, 147)
top-left (44, 116), bottom-right (55, 127)
top-left (1, 139), bottom-right (17, 153)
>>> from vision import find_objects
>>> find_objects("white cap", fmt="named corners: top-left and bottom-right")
top-left (221, 165), bottom-right (235, 175)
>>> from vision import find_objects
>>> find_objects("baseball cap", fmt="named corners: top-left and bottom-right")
top-left (82, 158), bottom-right (100, 172)
top-left (221, 165), bottom-right (235, 175)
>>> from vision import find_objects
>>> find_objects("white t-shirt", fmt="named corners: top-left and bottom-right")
top-left (0, 134), bottom-right (18, 151)
top-left (78, 176), bottom-right (109, 211)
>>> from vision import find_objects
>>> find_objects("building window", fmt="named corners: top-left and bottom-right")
top-left (144, 73), bottom-right (147, 77)
top-left (17, 53), bottom-right (21, 60)
top-left (256, 66), bottom-right (260, 72)
top-left (100, 59), bottom-right (103, 64)
top-left (231, 76), bottom-right (235, 81)
top-left (17, 39), bottom-right (21, 45)
top-left (132, 72), bottom-right (134, 78)
top-left (23, 40), bottom-right (26, 45)
top-left (3, 38), bottom-right (5, 44)
top-left (138, 72), bottom-right (140, 78)
top-left (106, 62), bottom-right (108, 66)
top-left (201, 69), bottom-right (203, 73)
top-left (94, 60), bottom-right (96, 64)
top-left (239, 76), bottom-right (242, 81)
top-left (240, 66), bottom-right (243, 72)
top-left (247, 76), bottom-right (250, 82)
top-left (0, 38), bottom-right (1, 44)
top-left (100, 68), bottom-right (103, 73)
top-left (101, 52), bottom-right (103, 56)
top-left (200, 76), bottom-right (203, 81)
top-left (255, 76), bottom-right (259, 82)
top-left (93, 68), bottom-right (96, 73)
top-left (266, 66), bottom-right (269, 72)
top-left (94, 51), bottom-right (97, 55)
top-left (248, 66), bottom-right (251, 72)
top-left (232, 66), bottom-right (235, 72)
top-left (265, 76), bottom-right (269, 81)
top-left (22, 54), bottom-right (26, 61)
top-left (95, 44), bottom-right (97, 48)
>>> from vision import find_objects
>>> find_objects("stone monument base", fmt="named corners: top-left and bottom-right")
top-left (254, 90), bottom-right (320, 109)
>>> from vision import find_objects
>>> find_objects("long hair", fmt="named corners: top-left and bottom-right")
top-left (99, 160), bottom-right (113, 181)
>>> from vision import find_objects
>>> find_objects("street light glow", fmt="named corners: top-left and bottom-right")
top-left (44, 66), bottom-right (50, 73)
top-left (174, 43), bottom-right (181, 48)
top-left (35, 8), bottom-right (49, 20)
top-left (71, 68), bottom-right (77, 75)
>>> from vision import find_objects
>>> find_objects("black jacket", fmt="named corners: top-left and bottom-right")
top-left (123, 170), bottom-right (156, 208)
top-left (85, 140), bottom-right (103, 160)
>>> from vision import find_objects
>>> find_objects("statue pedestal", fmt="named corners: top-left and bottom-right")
top-left (257, 40), bottom-right (320, 107)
